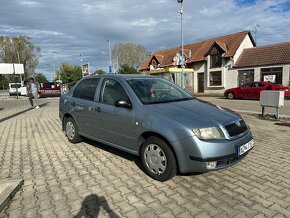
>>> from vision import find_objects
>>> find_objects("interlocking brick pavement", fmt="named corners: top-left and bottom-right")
top-left (0, 97), bottom-right (290, 217)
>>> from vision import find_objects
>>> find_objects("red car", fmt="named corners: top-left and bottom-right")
top-left (39, 82), bottom-right (61, 97)
top-left (224, 81), bottom-right (290, 100)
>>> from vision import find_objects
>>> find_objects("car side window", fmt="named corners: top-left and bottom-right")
top-left (100, 79), bottom-right (130, 106)
top-left (73, 78), bottom-right (100, 101)
top-left (257, 83), bottom-right (265, 87)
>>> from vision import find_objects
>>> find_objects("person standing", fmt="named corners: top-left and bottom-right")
top-left (26, 77), bottom-right (40, 108)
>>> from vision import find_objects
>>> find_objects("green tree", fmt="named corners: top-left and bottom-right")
top-left (34, 73), bottom-right (48, 83)
top-left (0, 75), bottom-right (9, 90)
top-left (56, 63), bottom-right (82, 87)
top-left (117, 64), bottom-right (139, 74)
top-left (93, 69), bottom-right (106, 75)
top-left (0, 35), bottom-right (41, 80)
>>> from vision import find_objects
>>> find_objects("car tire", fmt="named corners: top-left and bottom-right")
top-left (141, 136), bottom-right (177, 181)
top-left (64, 117), bottom-right (82, 144)
top-left (227, 92), bottom-right (235, 99)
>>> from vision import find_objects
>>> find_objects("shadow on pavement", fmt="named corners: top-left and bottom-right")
top-left (0, 103), bottom-right (49, 123)
top-left (74, 194), bottom-right (120, 218)
top-left (83, 138), bottom-right (145, 173)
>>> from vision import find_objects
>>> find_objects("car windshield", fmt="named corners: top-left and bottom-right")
top-left (127, 77), bottom-right (194, 104)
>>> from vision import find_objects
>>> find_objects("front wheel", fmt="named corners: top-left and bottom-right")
top-left (64, 117), bottom-right (82, 143)
top-left (141, 136), bottom-right (177, 181)
top-left (227, 92), bottom-right (235, 99)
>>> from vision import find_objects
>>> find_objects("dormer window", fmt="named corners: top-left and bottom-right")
top-left (209, 46), bottom-right (223, 68)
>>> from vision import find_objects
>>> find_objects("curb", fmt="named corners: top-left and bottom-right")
top-left (0, 179), bottom-right (24, 213)
top-left (234, 109), bottom-right (290, 120)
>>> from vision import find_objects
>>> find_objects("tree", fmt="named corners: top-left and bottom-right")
top-left (0, 35), bottom-right (41, 80)
top-left (34, 73), bottom-right (48, 83)
top-left (117, 64), bottom-right (139, 74)
top-left (0, 75), bottom-right (9, 90)
top-left (56, 63), bottom-right (82, 87)
top-left (93, 69), bottom-right (106, 75)
top-left (112, 42), bottom-right (150, 69)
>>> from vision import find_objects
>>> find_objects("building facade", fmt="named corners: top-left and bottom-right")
top-left (234, 42), bottom-right (290, 87)
top-left (139, 31), bottom-right (256, 94)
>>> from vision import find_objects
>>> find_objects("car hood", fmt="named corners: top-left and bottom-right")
top-left (146, 99), bottom-right (241, 129)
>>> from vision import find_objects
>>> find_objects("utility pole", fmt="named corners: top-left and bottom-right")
top-left (177, 0), bottom-right (185, 88)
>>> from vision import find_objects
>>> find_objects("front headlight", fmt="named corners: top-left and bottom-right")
top-left (193, 127), bottom-right (225, 140)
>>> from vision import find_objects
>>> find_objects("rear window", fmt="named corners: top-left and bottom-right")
top-left (41, 83), bottom-right (60, 89)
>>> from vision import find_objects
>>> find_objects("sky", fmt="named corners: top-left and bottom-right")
top-left (0, 0), bottom-right (290, 81)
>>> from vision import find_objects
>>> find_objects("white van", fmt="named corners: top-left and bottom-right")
top-left (9, 83), bottom-right (27, 96)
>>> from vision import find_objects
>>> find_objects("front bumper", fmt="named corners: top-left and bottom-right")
top-left (172, 129), bottom-right (253, 173)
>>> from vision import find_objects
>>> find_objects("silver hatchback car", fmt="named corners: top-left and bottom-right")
top-left (59, 74), bottom-right (254, 181)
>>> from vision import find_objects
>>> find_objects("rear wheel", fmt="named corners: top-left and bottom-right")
top-left (141, 136), bottom-right (177, 181)
top-left (64, 117), bottom-right (82, 143)
top-left (227, 92), bottom-right (235, 99)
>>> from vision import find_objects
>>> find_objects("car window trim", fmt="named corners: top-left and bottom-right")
top-left (98, 77), bottom-right (133, 107)
top-left (72, 78), bottom-right (100, 102)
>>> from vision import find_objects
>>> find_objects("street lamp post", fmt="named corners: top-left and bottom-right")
top-left (107, 40), bottom-right (112, 74)
top-left (177, 0), bottom-right (184, 88)
top-left (52, 51), bottom-right (60, 81)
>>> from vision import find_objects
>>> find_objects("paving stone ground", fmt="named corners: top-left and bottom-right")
top-left (0, 97), bottom-right (290, 218)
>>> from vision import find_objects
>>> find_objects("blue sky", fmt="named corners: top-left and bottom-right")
top-left (0, 0), bottom-right (290, 81)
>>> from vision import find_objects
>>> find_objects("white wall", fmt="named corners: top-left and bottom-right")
top-left (0, 63), bottom-right (24, 74)
top-left (233, 35), bottom-right (254, 63)
top-left (236, 65), bottom-right (290, 86)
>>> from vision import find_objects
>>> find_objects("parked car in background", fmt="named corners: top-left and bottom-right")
top-left (9, 83), bottom-right (26, 96)
top-left (224, 81), bottom-right (290, 100)
top-left (59, 74), bottom-right (254, 181)
top-left (39, 82), bottom-right (61, 97)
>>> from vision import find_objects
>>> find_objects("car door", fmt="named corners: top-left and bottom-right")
top-left (94, 78), bottom-right (135, 150)
top-left (237, 83), bottom-right (252, 99)
top-left (69, 78), bottom-right (100, 137)
top-left (253, 82), bottom-right (266, 99)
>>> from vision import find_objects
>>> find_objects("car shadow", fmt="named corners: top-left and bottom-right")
top-left (74, 194), bottom-right (120, 218)
top-left (83, 138), bottom-right (145, 174)
top-left (0, 102), bottom-right (49, 123)
top-left (83, 138), bottom-right (204, 178)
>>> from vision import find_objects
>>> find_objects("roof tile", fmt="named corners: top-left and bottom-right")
top-left (139, 31), bottom-right (252, 70)
top-left (235, 42), bottom-right (290, 68)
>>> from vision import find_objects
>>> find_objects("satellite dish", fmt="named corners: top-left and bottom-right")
top-left (177, 0), bottom-right (183, 3)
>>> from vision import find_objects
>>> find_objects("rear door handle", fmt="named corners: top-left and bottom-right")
top-left (95, 107), bottom-right (101, 112)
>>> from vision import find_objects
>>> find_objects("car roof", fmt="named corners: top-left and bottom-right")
top-left (86, 74), bottom-right (155, 79)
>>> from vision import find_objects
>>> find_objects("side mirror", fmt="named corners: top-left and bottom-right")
top-left (115, 100), bottom-right (132, 109)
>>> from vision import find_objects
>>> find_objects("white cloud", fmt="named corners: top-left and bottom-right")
top-left (0, 0), bottom-right (289, 79)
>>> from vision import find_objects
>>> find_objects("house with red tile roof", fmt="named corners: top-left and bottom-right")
top-left (140, 31), bottom-right (256, 94)
top-left (234, 42), bottom-right (290, 86)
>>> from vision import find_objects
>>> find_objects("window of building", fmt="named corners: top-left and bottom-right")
top-left (261, 67), bottom-right (283, 84)
top-left (209, 71), bottom-right (222, 86)
top-left (209, 46), bottom-right (223, 68)
top-left (238, 69), bottom-right (254, 86)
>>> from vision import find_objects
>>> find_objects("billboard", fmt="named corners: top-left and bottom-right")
top-left (0, 63), bottom-right (24, 74)
top-left (82, 63), bottom-right (90, 77)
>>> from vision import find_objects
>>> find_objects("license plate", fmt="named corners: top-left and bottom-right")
top-left (238, 139), bottom-right (254, 156)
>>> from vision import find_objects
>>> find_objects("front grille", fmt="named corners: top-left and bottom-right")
top-left (225, 119), bottom-right (248, 137)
